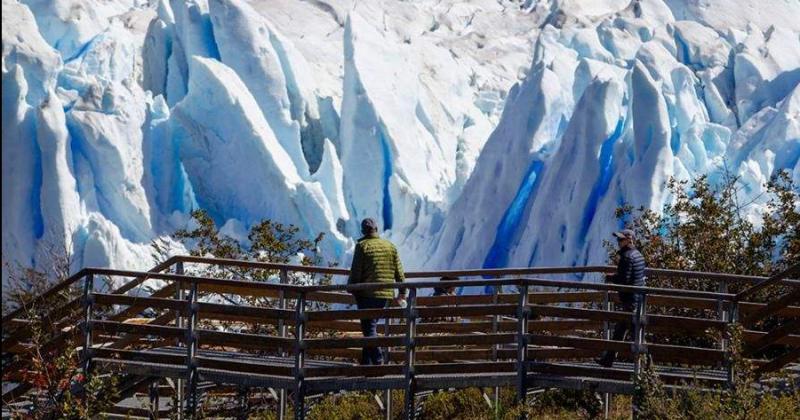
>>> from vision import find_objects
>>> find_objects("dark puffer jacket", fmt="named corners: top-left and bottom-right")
top-left (347, 234), bottom-right (406, 299)
top-left (610, 246), bottom-right (646, 304)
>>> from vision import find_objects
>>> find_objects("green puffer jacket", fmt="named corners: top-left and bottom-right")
top-left (347, 234), bottom-right (405, 299)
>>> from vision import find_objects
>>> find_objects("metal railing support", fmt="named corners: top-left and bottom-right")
top-left (717, 281), bottom-right (729, 352)
top-left (81, 273), bottom-right (94, 374)
top-left (175, 262), bottom-right (185, 419)
top-left (602, 290), bottom-right (611, 420)
top-left (384, 307), bottom-right (393, 420)
top-left (491, 284), bottom-right (500, 417)
top-left (515, 282), bottom-right (530, 411)
top-left (631, 294), bottom-right (648, 377)
top-left (631, 294), bottom-right (647, 420)
top-left (403, 288), bottom-right (418, 420)
top-left (726, 301), bottom-right (739, 388)
top-left (294, 292), bottom-right (307, 420)
top-left (278, 268), bottom-right (289, 420)
top-left (185, 280), bottom-right (199, 418)
top-left (237, 385), bottom-right (249, 420)
top-left (149, 379), bottom-right (160, 420)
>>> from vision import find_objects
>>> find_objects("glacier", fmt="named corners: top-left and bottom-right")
top-left (2, 0), bottom-right (799, 295)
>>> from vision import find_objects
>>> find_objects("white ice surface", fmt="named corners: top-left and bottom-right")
top-left (2, 0), bottom-right (799, 295)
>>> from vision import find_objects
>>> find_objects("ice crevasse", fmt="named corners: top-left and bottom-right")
top-left (2, 0), bottom-right (799, 294)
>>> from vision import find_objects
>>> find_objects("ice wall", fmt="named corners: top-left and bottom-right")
top-left (2, 0), bottom-right (799, 295)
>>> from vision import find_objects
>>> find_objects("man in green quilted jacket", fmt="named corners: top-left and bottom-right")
top-left (348, 218), bottom-right (406, 365)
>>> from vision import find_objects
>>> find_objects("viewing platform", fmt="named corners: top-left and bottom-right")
top-left (3, 256), bottom-right (798, 419)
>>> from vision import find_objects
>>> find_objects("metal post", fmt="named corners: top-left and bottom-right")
top-left (278, 268), bottom-right (288, 420)
top-left (717, 281), bottom-right (729, 352)
top-left (185, 281), bottom-right (199, 418)
top-left (632, 294), bottom-right (647, 377)
top-left (631, 293), bottom-right (647, 420)
top-left (491, 285), bottom-right (500, 416)
top-left (294, 292), bottom-right (307, 420)
top-left (403, 288), bottom-right (418, 420)
top-left (726, 301), bottom-right (739, 389)
top-left (82, 273), bottom-right (95, 374)
top-left (237, 386), bottom-right (249, 420)
top-left (149, 379), bottom-right (160, 420)
top-left (602, 290), bottom-right (611, 419)
top-left (515, 282), bottom-right (529, 410)
top-left (384, 309), bottom-right (392, 420)
top-left (175, 262), bottom-right (185, 419)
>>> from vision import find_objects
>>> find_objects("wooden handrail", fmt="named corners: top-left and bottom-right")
top-left (736, 263), bottom-right (800, 301)
top-left (1, 257), bottom-right (179, 327)
top-left (170, 255), bottom-right (800, 285)
top-left (741, 288), bottom-right (800, 327)
top-left (7, 255), bottom-right (799, 328)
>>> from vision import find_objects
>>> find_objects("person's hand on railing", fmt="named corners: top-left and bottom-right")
top-left (394, 297), bottom-right (407, 308)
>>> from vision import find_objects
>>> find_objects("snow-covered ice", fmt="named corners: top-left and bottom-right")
top-left (2, 0), bottom-right (799, 294)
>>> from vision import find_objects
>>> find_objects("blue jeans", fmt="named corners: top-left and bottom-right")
top-left (355, 296), bottom-right (390, 365)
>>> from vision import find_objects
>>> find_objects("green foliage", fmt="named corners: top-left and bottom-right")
top-left (308, 391), bottom-right (385, 420)
top-left (156, 209), bottom-right (328, 284)
top-left (171, 210), bottom-right (319, 265)
top-left (419, 388), bottom-right (492, 419)
top-left (3, 239), bottom-right (119, 419)
top-left (633, 325), bottom-right (800, 420)
top-left (607, 170), bottom-right (799, 289)
top-left (154, 209), bottom-right (334, 316)
top-left (3, 305), bottom-right (119, 419)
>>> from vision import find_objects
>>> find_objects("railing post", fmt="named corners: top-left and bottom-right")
top-left (602, 290), bottom-right (611, 419)
top-left (403, 287), bottom-right (418, 420)
top-left (515, 281), bottom-right (529, 412)
top-left (632, 293), bottom-right (647, 377)
top-left (726, 300), bottom-right (739, 389)
top-left (384, 304), bottom-right (393, 420)
top-left (175, 262), bottom-right (185, 419)
top-left (294, 291), bottom-right (307, 420)
top-left (185, 280), bottom-right (199, 418)
top-left (278, 268), bottom-right (289, 420)
top-left (491, 284), bottom-right (500, 417)
top-left (718, 280), bottom-right (729, 352)
top-left (149, 379), bottom-right (160, 420)
top-left (81, 273), bottom-right (95, 375)
top-left (237, 385), bottom-right (249, 420)
top-left (631, 293), bottom-right (647, 420)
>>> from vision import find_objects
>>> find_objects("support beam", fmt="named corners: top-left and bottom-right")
top-left (294, 292), bottom-right (307, 420)
top-left (185, 281), bottom-right (199, 418)
top-left (403, 289), bottom-right (418, 420)
top-left (631, 294), bottom-right (647, 420)
top-left (82, 274), bottom-right (94, 374)
top-left (175, 262), bottom-right (185, 419)
top-left (726, 302), bottom-right (739, 388)
top-left (149, 379), bottom-right (160, 420)
top-left (278, 268), bottom-right (289, 420)
top-left (516, 282), bottom-right (530, 413)
top-left (602, 290), bottom-right (611, 420)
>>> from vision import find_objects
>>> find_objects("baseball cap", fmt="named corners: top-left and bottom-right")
top-left (612, 229), bottom-right (636, 240)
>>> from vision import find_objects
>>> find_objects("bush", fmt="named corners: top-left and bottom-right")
top-left (633, 326), bottom-right (800, 420)
top-left (607, 171), bottom-right (798, 286)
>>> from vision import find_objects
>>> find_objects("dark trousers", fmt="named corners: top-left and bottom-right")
top-left (356, 296), bottom-right (390, 365)
top-left (600, 301), bottom-right (635, 365)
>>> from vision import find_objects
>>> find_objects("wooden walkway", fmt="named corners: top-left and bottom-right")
top-left (2, 256), bottom-right (798, 419)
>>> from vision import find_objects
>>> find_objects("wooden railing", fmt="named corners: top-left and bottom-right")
top-left (3, 257), bottom-right (799, 419)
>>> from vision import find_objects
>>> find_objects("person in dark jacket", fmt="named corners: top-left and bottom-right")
top-left (427, 276), bottom-right (460, 323)
top-left (433, 276), bottom-right (459, 297)
top-left (597, 229), bottom-right (646, 367)
top-left (348, 218), bottom-right (406, 365)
